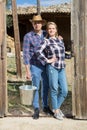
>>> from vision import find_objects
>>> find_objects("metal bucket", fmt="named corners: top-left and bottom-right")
top-left (19, 85), bottom-right (37, 105)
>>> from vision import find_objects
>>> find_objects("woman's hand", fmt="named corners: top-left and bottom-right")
top-left (47, 55), bottom-right (57, 63)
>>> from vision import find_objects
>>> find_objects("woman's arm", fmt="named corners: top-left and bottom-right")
top-left (47, 55), bottom-right (57, 63)
top-left (36, 39), bottom-right (56, 65)
top-left (36, 39), bottom-right (49, 65)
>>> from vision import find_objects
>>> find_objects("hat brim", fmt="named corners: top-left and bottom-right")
top-left (29, 19), bottom-right (46, 26)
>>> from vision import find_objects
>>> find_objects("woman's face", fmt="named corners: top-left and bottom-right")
top-left (47, 24), bottom-right (57, 37)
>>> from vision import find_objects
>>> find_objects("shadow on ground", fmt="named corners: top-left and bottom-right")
top-left (8, 82), bottom-right (72, 118)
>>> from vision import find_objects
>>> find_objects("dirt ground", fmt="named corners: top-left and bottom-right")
top-left (0, 117), bottom-right (87, 130)
top-left (0, 56), bottom-right (86, 130)
top-left (7, 56), bottom-right (73, 117)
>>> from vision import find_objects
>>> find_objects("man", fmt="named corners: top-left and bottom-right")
top-left (23, 14), bottom-right (53, 119)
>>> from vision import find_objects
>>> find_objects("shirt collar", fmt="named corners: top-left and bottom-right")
top-left (32, 30), bottom-right (43, 36)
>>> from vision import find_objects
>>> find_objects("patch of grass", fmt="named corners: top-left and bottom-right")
top-left (7, 57), bottom-right (17, 79)
top-left (8, 84), bottom-right (20, 106)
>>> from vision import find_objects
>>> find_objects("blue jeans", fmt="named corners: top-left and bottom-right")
top-left (30, 64), bottom-right (49, 109)
top-left (46, 65), bottom-right (68, 110)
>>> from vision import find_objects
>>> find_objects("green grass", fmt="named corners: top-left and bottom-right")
top-left (7, 57), bottom-right (17, 79)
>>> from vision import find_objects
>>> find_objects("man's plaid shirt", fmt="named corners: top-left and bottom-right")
top-left (36, 37), bottom-right (66, 69)
top-left (23, 30), bottom-right (46, 65)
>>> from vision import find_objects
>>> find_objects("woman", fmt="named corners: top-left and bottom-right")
top-left (36, 22), bottom-right (68, 120)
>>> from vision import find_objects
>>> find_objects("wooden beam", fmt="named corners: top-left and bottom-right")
top-left (0, 0), bottom-right (7, 117)
top-left (37, 0), bottom-right (40, 14)
top-left (12, 0), bottom-right (22, 78)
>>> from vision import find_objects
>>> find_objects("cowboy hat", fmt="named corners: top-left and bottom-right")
top-left (29, 15), bottom-right (46, 26)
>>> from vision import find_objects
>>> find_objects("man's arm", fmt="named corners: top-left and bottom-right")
top-left (25, 64), bottom-right (32, 80)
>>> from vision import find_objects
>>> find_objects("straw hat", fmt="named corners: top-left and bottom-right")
top-left (29, 15), bottom-right (46, 26)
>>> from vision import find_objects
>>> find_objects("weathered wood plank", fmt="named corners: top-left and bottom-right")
top-left (12, 0), bottom-right (22, 78)
top-left (0, 1), bottom-right (7, 117)
top-left (71, 0), bottom-right (87, 119)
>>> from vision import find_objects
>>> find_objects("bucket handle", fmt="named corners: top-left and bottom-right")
top-left (23, 78), bottom-right (34, 87)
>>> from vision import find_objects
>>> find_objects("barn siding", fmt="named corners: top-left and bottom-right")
top-left (71, 0), bottom-right (87, 119)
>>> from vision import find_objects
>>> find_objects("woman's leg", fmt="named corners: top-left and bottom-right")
top-left (46, 65), bottom-right (58, 110)
top-left (57, 68), bottom-right (68, 108)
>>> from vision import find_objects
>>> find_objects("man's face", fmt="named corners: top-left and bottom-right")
top-left (32, 21), bottom-right (43, 32)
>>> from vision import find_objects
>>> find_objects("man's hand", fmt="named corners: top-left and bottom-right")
top-left (58, 35), bottom-right (63, 41)
top-left (25, 65), bottom-right (32, 80)
top-left (26, 71), bottom-right (32, 80)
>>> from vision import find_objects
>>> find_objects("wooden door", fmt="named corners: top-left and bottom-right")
top-left (71, 0), bottom-right (87, 119)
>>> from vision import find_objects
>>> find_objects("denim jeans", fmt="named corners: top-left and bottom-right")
top-left (46, 65), bottom-right (68, 110)
top-left (30, 64), bottom-right (49, 109)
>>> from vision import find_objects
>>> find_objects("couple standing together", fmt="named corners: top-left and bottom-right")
top-left (23, 14), bottom-right (68, 120)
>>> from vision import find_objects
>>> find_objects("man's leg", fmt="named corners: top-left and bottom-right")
top-left (30, 65), bottom-right (41, 119)
top-left (41, 65), bottom-right (54, 115)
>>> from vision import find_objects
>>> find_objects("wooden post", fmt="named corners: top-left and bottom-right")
top-left (37, 0), bottom-right (40, 14)
top-left (12, 0), bottom-right (22, 78)
top-left (0, 0), bottom-right (7, 117)
top-left (71, 0), bottom-right (87, 119)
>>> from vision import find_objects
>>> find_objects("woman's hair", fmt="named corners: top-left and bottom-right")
top-left (46, 22), bottom-right (58, 38)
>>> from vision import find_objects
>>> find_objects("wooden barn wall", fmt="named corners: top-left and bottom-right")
top-left (7, 13), bottom-right (70, 51)
top-left (71, 0), bottom-right (87, 119)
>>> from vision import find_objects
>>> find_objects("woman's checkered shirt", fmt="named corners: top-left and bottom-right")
top-left (36, 37), bottom-right (65, 69)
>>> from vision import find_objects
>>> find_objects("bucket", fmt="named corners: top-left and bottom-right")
top-left (19, 85), bottom-right (37, 105)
